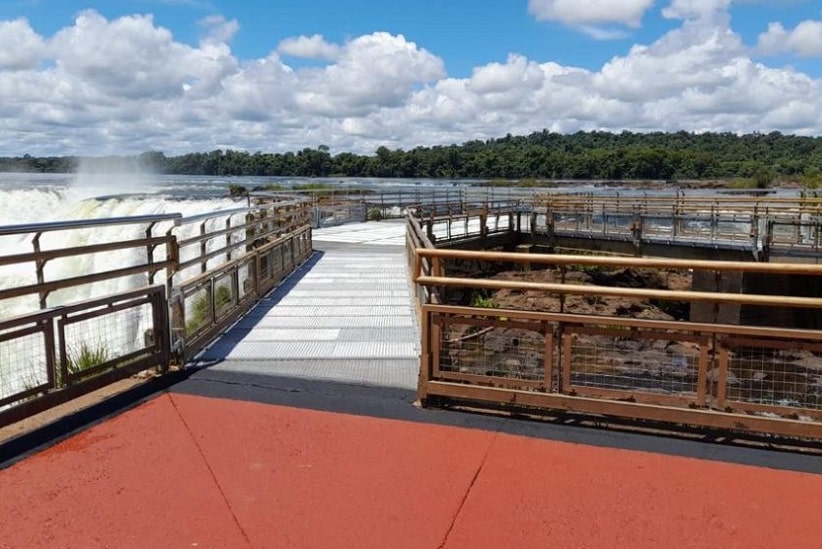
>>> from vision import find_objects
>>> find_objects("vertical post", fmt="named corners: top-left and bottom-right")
top-left (153, 286), bottom-right (170, 372)
top-left (200, 221), bottom-right (208, 274)
top-left (33, 233), bottom-right (47, 309)
top-left (43, 317), bottom-right (56, 389)
top-left (417, 307), bottom-right (432, 405)
top-left (696, 338), bottom-right (709, 407)
top-left (225, 216), bottom-right (232, 263)
top-left (561, 331), bottom-right (574, 394)
top-left (716, 346), bottom-right (729, 410)
top-left (543, 323), bottom-right (553, 392)
top-left (146, 222), bottom-right (156, 285)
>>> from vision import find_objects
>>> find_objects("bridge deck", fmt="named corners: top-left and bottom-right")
top-left (191, 219), bottom-right (420, 390)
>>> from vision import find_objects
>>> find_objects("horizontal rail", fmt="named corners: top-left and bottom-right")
top-left (0, 260), bottom-right (175, 301)
top-left (424, 382), bottom-right (822, 440)
top-left (0, 213), bottom-right (181, 236)
top-left (415, 248), bottom-right (822, 275)
top-left (177, 198), bottom-right (310, 224)
top-left (0, 236), bottom-right (172, 268)
top-left (424, 304), bottom-right (822, 341)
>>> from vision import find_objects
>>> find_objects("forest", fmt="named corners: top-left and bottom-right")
top-left (3, 130), bottom-right (822, 184)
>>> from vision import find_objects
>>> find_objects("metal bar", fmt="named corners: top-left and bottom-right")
top-left (415, 248), bottom-right (822, 275)
top-left (0, 213), bottom-right (182, 236)
top-left (423, 304), bottom-right (822, 341)
top-left (417, 275), bottom-right (822, 309)
top-left (0, 236), bottom-right (172, 268)
top-left (424, 381), bottom-right (822, 440)
top-left (0, 261), bottom-right (174, 302)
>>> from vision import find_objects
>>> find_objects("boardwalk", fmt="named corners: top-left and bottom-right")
top-left (191, 219), bottom-right (420, 389)
top-left (1, 219), bottom-right (821, 548)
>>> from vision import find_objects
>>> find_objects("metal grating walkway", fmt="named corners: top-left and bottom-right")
top-left (193, 220), bottom-right (420, 389)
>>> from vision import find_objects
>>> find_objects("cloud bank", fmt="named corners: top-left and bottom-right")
top-left (0, 4), bottom-right (821, 156)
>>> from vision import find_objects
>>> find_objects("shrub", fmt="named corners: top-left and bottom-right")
top-left (186, 285), bottom-right (233, 335)
top-left (471, 293), bottom-right (496, 308)
top-left (68, 341), bottom-right (110, 375)
top-left (228, 183), bottom-right (248, 197)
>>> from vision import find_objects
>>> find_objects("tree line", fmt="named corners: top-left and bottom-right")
top-left (3, 130), bottom-right (822, 183)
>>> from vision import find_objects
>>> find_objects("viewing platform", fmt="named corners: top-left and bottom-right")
top-left (2, 219), bottom-right (821, 548)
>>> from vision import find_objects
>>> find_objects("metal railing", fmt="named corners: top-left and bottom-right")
top-left (533, 194), bottom-right (822, 259)
top-left (0, 198), bottom-right (313, 426)
top-left (408, 217), bottom-right (822, 441)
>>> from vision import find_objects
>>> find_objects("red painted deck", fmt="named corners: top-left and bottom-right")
top-left (1, 393), bottom-right (819, 548)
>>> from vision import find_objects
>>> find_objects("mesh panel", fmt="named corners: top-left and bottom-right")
top-left (566, 331), bottom-right (701, 397)
top-left (439, 318), bottom-right (548, 385)
top-left (720, 343), bottom-right (822, 412)
top-left (0, 327), bottom-right (49, 403)
top-left (63, 302), bottom-right (154, 378)
top-left (185, 287), bottom-right (211, 336)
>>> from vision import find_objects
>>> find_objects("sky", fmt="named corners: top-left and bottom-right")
top-left (1, 0), bottom-right (822, 157)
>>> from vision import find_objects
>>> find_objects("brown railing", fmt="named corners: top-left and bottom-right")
top-left (0, 286), bottom-right (169, 425)
top-left (168, 199), bottom-right (312, 359)
top-left (409, 223), bottom-right (822, 440)
top-left (0, 198), bottom-right (313, 426)
top-left (533, 194), bottom-right (822, 259)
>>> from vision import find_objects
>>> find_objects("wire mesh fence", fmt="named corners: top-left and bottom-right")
top-left (436, 314), bottom-right (552, 390)
top-left (715, 338), bottom-right (822, 418)
top-left (60, 300), bottom-right (155, 382)
top-left (0, 324), bottom-right (50, 406)
top-left (562, 326), bottom-right (704, 404)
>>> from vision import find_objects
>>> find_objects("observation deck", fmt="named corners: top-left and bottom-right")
top-left (1, 191), bottom-right (821, 547)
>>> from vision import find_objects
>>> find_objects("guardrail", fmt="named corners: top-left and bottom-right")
top-left (0, 198), bottom-right (312, 426)
top-left (408, 220), bottom-right (822, 440)
top-left (533, 194), bottom-right (822, 259)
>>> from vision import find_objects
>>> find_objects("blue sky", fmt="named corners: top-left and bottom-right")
top-left (8, 0), bottom-right (821, 77)
top-left (1, 1), bottom-right (822, 155)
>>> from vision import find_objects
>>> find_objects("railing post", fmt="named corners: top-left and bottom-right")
top-left (33, 232), bottom-right (48, 309)
top-left (225, 217), bottom-right (232, 263)
top-left (750, 210), bottom-right (760, 259)
top-left (200, 221), bottom-right (208, 273)
top-left (417, 307), bottom-right (432, 405)
top-left (631, 208), bottom-right (643, 256)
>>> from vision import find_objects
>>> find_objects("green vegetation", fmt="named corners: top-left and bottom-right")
top-left (367, 207), bottom-right (383, 221)
top-left (5, 130), bottom-right (822, 184)
top-left (229, 183), bottom-right (249, 197)
top-left (67, 341), bottom-right (110, 375)
top-left (475, 178), bottom-right (545, 188)
top-left (291, 182), bottom-right (337, 192)
top-left (471, 293), bottom-right (497, 309)
top-left (186, 285), bottom-right (232, 335)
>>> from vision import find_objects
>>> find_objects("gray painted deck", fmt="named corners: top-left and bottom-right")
top-left (192, 219), bottom-right (420, 389)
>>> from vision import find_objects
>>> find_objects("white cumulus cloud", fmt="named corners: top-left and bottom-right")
top-left (528, 0), bottom-right (655, 28)
top-left (277, 34), bottom-right (342, 60)
top-left (757, 19), bottom-right (822, 57)
top-left (0, 7), bottom-right (821, 157)
top-left (293, 32), bottom-right (445, 117)
top-left (662, 0), bottom-right (733, 21)
top-left (0, 18), bottom-right (46, 70)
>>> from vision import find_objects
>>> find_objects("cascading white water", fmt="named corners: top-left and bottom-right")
top-left (0, 171), bottom-right (243, 400)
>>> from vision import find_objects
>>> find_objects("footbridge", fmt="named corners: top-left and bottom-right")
top-left (2, 190), bottom-right (822, 442)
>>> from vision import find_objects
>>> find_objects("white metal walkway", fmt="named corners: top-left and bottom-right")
top-left (192, 220), bottom-right (420, 389)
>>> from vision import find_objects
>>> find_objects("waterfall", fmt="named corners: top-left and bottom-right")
top-left (0, 173), bottom-right (242, 400)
